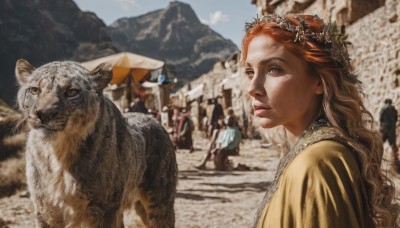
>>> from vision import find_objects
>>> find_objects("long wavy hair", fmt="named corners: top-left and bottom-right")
top-left (241, 14), bottom-right (399, 227)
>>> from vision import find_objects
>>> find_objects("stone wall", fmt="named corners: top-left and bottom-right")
top-left (346, 0), bottom-right (400, 125)
top-left (175, 53), bottom-right (248, 131)
top-left (253, 0), bottom-right (385, 26)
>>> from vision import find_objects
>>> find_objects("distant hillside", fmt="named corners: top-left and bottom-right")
top-left (0, 0), bottom-right (118, 105)
top-left (106, 1), bottom-right (239, 86)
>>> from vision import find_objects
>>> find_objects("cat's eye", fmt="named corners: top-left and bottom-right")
top-left (65, 89), bottom-right (80, 97)
top-left (28, 87), bottom-right (41, 95)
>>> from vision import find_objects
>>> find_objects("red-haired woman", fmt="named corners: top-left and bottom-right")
top-left (242, 14), bottom-right (399, 227)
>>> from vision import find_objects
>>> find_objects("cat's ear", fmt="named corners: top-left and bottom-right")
top-left (88, 63), bottom-right (113, 92)
top-left (15, 59), bottom-right (35, 85)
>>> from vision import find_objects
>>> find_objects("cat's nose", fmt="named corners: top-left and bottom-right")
top-left (36, 108), bottom-right (58, 123)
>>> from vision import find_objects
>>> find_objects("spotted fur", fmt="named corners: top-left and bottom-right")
top-left (15, 59), bottom-right (177, 228)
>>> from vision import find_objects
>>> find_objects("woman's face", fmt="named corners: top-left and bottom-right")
top-left (245, 35), bottom-right (323, 135)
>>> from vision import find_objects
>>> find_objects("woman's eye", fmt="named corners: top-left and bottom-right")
top-left (267, 65), bottom-right (284, 75)
top-left (65, 89), bottom-right (80, 97)
top-left (28, 87), bottom-right (41, 95)
top-left (245, 68), bottom-right (255, 78)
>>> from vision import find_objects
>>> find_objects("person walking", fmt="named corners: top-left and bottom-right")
top-left (379, 98), bottom-right (399, 171)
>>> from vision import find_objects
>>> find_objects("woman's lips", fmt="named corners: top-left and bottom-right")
top-left (253, 105), bottom-right (271, 116)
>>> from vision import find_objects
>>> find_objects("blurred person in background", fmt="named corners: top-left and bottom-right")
top-left (195, 116), bottom-right (225, 170)
top-left (173, 109), bottom-right (194, 153)
top-left (379, 98), bottom-right (399, 171)
top-left (209, 98), bottom-right (224, 138)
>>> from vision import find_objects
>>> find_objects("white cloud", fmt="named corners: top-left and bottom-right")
top-left (200, 17), bottom-right (208, 24)
top-left (203, 11), bottom-right (229, 25)
top-left (115, 0), bottom-right (137, 11)
top-left (210, 11), bottom-right (229, 24)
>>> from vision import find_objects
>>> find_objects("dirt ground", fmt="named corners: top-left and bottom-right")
top-left (1, 131), bottom-right (400, 228)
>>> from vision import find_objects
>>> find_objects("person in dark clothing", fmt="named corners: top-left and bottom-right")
top-left (174, 109), bottom-right (194, 152)
top-left (379, 98), bottom-right (399, 170)
top-left (170, 108), bottom-right (180, 148)
top-left (209, 98), bottom-right (224, 138)
top-left (129, 97), bottom-right (148, 114)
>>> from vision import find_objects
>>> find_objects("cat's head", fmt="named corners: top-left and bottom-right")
top-left (15, 59), bottom-right (112, 133)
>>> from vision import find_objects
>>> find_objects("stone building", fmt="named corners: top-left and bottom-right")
top-left (251, 0), bottom-right (400, 137)
top-left (174, 53), bottom-right (254, 136)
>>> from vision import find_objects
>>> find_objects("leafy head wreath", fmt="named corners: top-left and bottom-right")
top-left (245, 14), bottom-right (354, 78)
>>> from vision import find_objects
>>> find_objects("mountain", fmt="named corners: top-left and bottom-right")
top-left (106, 1), bottom-right (239, 86)
top-left (0, 0), bottom-right (118, 105)
top-left (0, 0), bottom-right (238, 105)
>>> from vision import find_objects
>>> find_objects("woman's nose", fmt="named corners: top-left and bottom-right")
top-left (247, 75), bottom-right (265, 98)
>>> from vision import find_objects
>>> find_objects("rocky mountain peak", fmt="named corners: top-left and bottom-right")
top-left (107, 1), bottom-right (238, 85)
top-left (164, 1), bottom-right (201, 24)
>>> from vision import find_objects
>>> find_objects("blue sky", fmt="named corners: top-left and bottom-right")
top-left (73, 0), bottom-right (258, 48)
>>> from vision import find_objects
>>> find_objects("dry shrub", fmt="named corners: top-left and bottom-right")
top-left (0, 217), bottom-right (11, 227)
top-left (0, 154), bottom-right (26, 198)
top-left (0, 132), bottom-right (26, 161)
top-left (0, 101), bottom-right (27, 198)
top-left (0, 111), bottom-right (26, 161)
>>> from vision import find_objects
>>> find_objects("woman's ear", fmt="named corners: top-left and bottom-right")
top-left (314, 77), bottom-right (324, 95)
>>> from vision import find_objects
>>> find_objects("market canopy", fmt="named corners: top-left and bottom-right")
top-left (81, 52), bottom-right (164, 84)
top-left (185, 83), bottom-right (204, 101)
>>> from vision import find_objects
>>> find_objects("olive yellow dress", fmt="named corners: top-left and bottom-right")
top-left (255, 118), bottom-right (374, 228)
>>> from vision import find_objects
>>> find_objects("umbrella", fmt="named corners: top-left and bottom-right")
top-left (81, 52), bottom-right (164, 84)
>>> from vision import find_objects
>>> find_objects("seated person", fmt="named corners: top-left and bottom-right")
top-left (195, 117), bottom-right (225, 169)
top-left (195, 115), bottom-right (241, 170)
top-left (173, 109), bottom-right (194, 152)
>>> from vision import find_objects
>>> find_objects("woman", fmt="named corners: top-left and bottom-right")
top-left (242, 14), bottom-right (399, 227)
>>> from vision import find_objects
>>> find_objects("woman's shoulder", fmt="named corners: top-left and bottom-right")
top-left (287, 140), bottom-right (361, 179)
top-left (297, 140), bottom-right (353, 162)
top-left (273, 141), bottom-right (372, 228)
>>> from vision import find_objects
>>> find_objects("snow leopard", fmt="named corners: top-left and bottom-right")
top-left (15, 59), bottom-right (177, 227)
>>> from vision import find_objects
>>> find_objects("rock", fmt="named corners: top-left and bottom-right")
top-left (18, 191), bottom-right (29, 198)
top-left (389, 13), bottom-right (398, 23)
